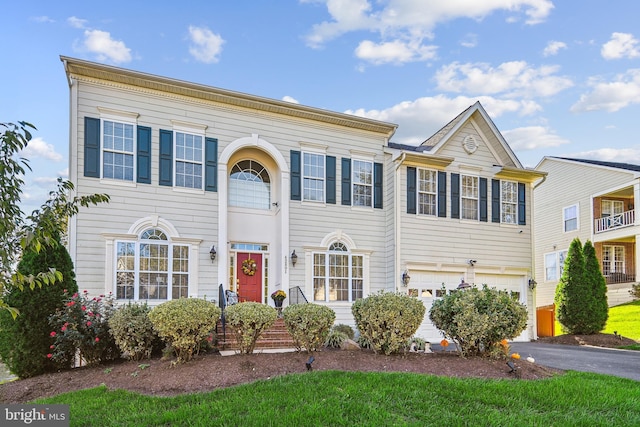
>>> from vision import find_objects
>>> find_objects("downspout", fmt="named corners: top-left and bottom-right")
top-left (394, 152), bottom-right (406, 292)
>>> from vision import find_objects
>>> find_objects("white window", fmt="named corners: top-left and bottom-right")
top-left (545, 250), bottom-right (568, 281)
top-left (313, 242), bottom-right (364, 302)
top-left (115, 228), bottom-right (189, 300)
top-left (563, 204), bottom-right (578, 232)
top-left (229, 160), bottom-right (271, 209)
top-left (175, 131), bottom-right (203, 189)
top-left (461, 175), bottom-right (478, 220)
top-left (603, 245), bottom-right (625, 275)
top-left (418, 169), bottom-right (437, 216)
top-left (303, 152), bottom-right (325, 202)
top-left (501, 181), bottom-right (518, 224)
top-left (352, 160), bottom-right (373, 207)
top-left (102, 120), bottom-right (134, 181)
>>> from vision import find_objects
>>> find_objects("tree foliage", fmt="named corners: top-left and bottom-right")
top-left (582, 240), bottom-right (608, 333)
top-left (0, 121), bottom-right (109, 317)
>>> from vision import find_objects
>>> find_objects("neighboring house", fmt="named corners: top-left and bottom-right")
top-left (534, 157), bottom-right (638, 311)
top-left (63, 56), bottom-right (542, 342)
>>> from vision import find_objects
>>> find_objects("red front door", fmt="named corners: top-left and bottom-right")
top-left (236, 253), bottom-right (263, 303)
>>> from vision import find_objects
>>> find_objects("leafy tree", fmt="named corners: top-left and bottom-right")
top-left (0, 232), bottom-right (78, 378)
top-left (0, 121), bottom-right (109, 317)
top-left (555, 238), bottom-right (589, 333)
top-left (582, 240), bottom-right (608, 333)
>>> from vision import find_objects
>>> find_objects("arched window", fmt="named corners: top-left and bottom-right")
top-left (229, 160), bottom-right (271, 209)
top-left (115, 228), bottom-right (189, 300)
top-left (313, 241), bottom-right (363, 302)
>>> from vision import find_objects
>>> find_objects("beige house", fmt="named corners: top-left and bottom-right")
top-left (534, 156), bottom-right (639, 312)
top-left (62, 56), bottom-right (542, 342)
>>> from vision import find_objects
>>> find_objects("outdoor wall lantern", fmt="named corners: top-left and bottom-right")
top-left (457, 279), bottom-right (471, 290)
top-left (209, 245), bottom-right (217, 262)
top-left (401, 269), bottom-right (411, 286)
top-left (528, 278), bottom-right (537, 290)
top-left (291, 250), bottom-right (298, 267)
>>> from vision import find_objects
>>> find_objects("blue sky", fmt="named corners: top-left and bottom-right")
top-left (4, 1), bottom-right (640, 213)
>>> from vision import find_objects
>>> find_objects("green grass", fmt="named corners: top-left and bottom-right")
top-left (37, 370), bottom-right (640, 426)
top-left (554, 300), bottom-right (640, 342)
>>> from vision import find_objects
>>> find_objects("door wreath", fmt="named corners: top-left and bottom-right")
top-left (242, 258), bottom-right (257, 276)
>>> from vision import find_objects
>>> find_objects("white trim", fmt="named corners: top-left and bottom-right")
top-left (563, 203), bottom-right (579, 232)
top-left (97, 107), bottom-right (139, 121)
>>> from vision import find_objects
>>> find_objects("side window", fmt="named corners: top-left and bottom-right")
top-left (174, 131), bottom-right (203, 189)
top-left (102, 120), bottom-right (135, 181)
top-left (461, 175), bottom-right (479, 220)
top-left (501, 180), bottom-right (517, 224)
top-left (352, 160), bottom-right (373, 207)
top-left (303, 152), bottom-right (325, 202)
top-left (563, 204), bottom-right (578, 232)
top-left (418, 169), bottom-right (437, 216)
top-left (545, 252), bottom-right (557, 281)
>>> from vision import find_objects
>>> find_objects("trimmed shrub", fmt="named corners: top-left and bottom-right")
top-left (630, 283), bottom-right (640, 299)
top-left (324, 330), bottom-right (348, 349)
top-left (429, 285), bottom-right (527, 357)
top-left (148, 298), bottom-right (220, 363)
top-left (408, 336), bottom-right (427, 351)
top-left (582, 240), bottom-right (608, 334)
top-left (224, 302), bottom-right (277, 354)
top-left (283, 303), bottom-right (335, 353)
top-left (0, 237), bottom-right (78, 378)
top-left (332, 323), bottom-right (355, 340)
top-left (109, 303), bottom-right (159, 361)
top-left (49, 291), bottom-right (120, 366)
top-left (352, 291), bottom-right (425, 355)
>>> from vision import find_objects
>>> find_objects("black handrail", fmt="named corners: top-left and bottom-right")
top-left (288, 286), bottom-right (308, 304)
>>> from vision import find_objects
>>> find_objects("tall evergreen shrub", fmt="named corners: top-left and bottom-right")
top-left (582, 240), bottom-right (608, 333)
top-left (0, 236), bottom-right (78, 378)
top-left (554, 238), bottom-right (589, 334)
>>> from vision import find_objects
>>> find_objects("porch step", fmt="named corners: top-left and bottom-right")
top-left (215, 318), bottom-right (296, 350)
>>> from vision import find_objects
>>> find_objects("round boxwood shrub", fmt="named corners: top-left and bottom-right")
top-left (148, 298), bottom-right (220, 363)
top-left (429, 285), bottom-right (527, 357)
top-left (224, 302), bottom-right (277, 354)
top-left (283, 303), bottom-right (335, 353)
top-left (352, 291), bottom-right (425, 355)
top-left (109, 303), bottom-right (159, 361)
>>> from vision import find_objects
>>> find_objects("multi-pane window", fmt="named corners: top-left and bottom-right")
top-left (563, 204), bottom-right (578, 232)
top-left (313, 242), bottom-right (364, 302)
top-left (115, 228), bottom-right (189, 300)
top-left (352, 160), bottom-right (373, 207)
top-left (545, 250), bottom-right (567, 281)
top-left (501, 181), bottom-right (518, 224)
top-left (603, 245), bottom-right (625, 275)
top-left (175, 132), bottom-right (203, 189)
top-left (418, 169), bottom-right (437, 216)
top-left (229, 160), bottom-right (271, 209)
top-left (103, 120), bottom-right (134, 181)
top-left (461, 175), bottom-right (478, 220)
top-left (303, 152), bottom-right (325, 202)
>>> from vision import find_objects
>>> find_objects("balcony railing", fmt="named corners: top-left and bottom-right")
top-left (594, 210), bottom-right (635, 233)
top-left (605, 271), bottom-right (636, 285)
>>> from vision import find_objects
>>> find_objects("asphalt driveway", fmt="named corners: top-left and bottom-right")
top-left (510, 342), bottom-right (640, 381)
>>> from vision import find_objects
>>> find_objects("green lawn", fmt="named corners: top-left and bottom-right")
top-left (554, 300), bottom-right (640, 341)
top-left (38, 370), bottom-right (640, 426)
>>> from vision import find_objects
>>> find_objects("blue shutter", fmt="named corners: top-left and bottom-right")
top-left (326, 155), bottom-right (336, 204)
top-left (518, 182), bottom-right (526, 225)
top-left (407, 167), bottom-right (416, 214)
top-left (84, 117), bottom-right (100, 178)
top-left (136, 126), bottom-right (151, 184)
top-left (451, 173), bottom-right (460, 219)
top-left (341, 158), bottom-right (351, 205)
top-left (373, 162), bottom-right (383, 209)
top-left (437, 171), bottom-right (446, 217)
top-left (492, 179), bottom-right (501, 223)
top-left (290, 150), bottom-right (301, 201)
top-left (479, 177), bottom-right (488, 222)
top-left (205, 137), bottom-right (218, 192)
top-left (159, 129), bottom-right (173, 187)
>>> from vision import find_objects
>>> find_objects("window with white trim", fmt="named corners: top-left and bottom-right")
top-left (175, 131), bottom-right (203, 189)
top-left (303, 152), bottom-right (325, 202)
top-left (563, 204), bottom-right (578, 232)
top-left (602, 245), bottom-right (625, 275)
top-left (115, 228), bottom-right (189, 300)
top-left (418, 169), bottom-right (437, 216)
top-left (461, 175), bottom-right (478, 220)
top-left (352, 160), bottom-right (373, 207)
top-left (229, 160), bottom-right (271, 209)
top-left (501, 180), bottom-right (517, 224)
top-left (313, 242), bottom-right (363, 302)
top-left (102, 120), bottom-right (134, 181)
top-left (545, 250), bottom-right (567, 281)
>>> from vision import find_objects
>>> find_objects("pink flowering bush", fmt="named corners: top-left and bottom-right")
top-left (48, 290), bottom-right (120, 365)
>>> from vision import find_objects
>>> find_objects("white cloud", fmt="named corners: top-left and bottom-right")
top-left (32, 176), bottom-right (60, 187)
top-left (282, 96), bottom-right (300, 104)
top-left (435, 61), bottom-right (573, 98)
top-left (543, 40), bottom-right (567, 56)
top-left (569, 147), bottom-right (640, 164)
top-left (602, 32), bottom-right (640, 60)
top-left (67, 16), bottom-right (88, 29)
top-left (80, 29), bottom-right (132, 64)
top-left (31, 16), bottom-right (54, 23)
top-left (460, 33), bottom-right (478, 48)
top-left (355, 39), bottom-right (437, 64)
top-left (502, 126), bottom-right (570, 151)
top-left (345, 94), bottom-right (540, 145)
top-left (20, 137), bottom-right (63, 162)
top-left (188, 26), bottom-right (225, 64)
top-left (571, 69), bottom-right (640, 112)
